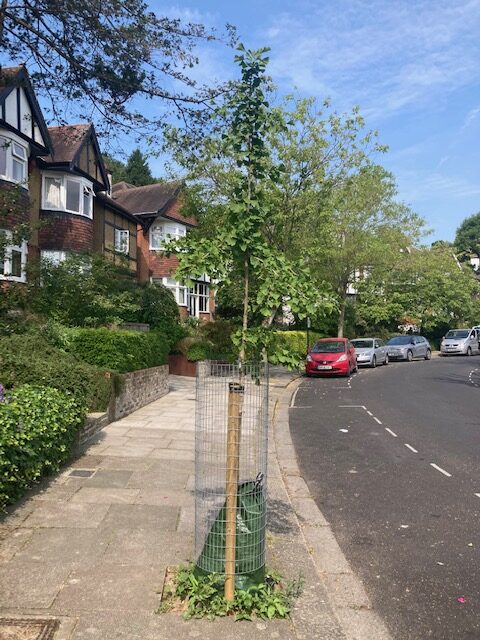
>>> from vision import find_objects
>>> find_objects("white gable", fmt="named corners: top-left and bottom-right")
top-left (2, 86), bottom-right (47, 148)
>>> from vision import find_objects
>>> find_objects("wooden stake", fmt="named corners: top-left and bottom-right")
top-left (224, 381), bottom-right (244, 601)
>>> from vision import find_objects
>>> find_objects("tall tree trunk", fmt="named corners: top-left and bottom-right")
top-left (0, 0), bottom-right (7, 46)
top-left (337, 292), bottom-right (347, 337)
top-left (239, 254), bottom-right (249, 365)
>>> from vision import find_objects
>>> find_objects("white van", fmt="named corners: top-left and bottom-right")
top-left (440, 328), bottom-right (480, 356)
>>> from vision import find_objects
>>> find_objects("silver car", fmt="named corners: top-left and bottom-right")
top-left (440, 328), bottom-right (480, 356)
top-left (386, 335), bottom-right (432, 361)
top-left (351, 338), bottom-right (388, 367)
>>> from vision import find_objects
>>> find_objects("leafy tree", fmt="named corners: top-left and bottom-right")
top-left (0, 1), bottom-right (235, 139)
top-left (168, 46), bottom-right (327, 364)
top-left (454, 212), bottom-right (480, 261)
top-left (123, 149), bottom-right (155, 186)
top-left (355, 246), bottom-right (480, 338)
top-left (103, 153), bottom-right (126, 184)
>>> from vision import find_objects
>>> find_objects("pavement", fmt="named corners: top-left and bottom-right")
top-left (0, 368), bottom-right (391, 639)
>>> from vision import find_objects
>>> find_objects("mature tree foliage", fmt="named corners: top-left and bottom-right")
top-left (454, 212), bottom-right (480, 261)
top-left (123, 149), bottom-right (155, 186)
top-left (103, 153), bottom-right (127, 184)
top-left (355, 246), bottom-right (480, 338)
top-left (0, 0), bottom-right (235, 139)
top-left (168, 47), bottom-right (328, 364)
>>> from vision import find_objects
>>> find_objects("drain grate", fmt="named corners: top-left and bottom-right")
top-left (0, 618), bottom-right (59, 639)
top-left (68, 469), bottom-right (96, 478)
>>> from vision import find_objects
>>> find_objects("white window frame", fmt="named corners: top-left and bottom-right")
top-left (150, 221), bottom-right (186, 250)
top-left (41, 172), bottom-right (94, 219)
top-left (0, 229), bottom-right (28, 283)
top-left (153, 276), bottom-right (187, 307)
top-left (114, 229), bottom-right (130, 254)
top-left (189, 281), bottom-right (210, 315)
top-left (0, 132), bottom-right (29, 188)
top-left (40, 250), bottom-right (67, 266)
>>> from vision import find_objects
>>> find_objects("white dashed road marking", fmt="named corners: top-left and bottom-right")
top-left (474, 493), bottom-right (480, 499)
top-left (405, 443), bottom-right (418, 453)
top-left (430, 463), bottom-right (452, 478)
top-left (385, 427), bottom-right (398, 438)
top-left (373, 417), bottom-right (382, 425)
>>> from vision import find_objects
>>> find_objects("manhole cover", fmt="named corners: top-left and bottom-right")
top-left (0, 618), bottom-right (59, 639)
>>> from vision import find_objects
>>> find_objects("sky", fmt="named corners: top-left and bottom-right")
top-left (147, 0), bottom-right (480, 242)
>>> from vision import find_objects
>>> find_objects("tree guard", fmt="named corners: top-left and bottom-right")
top-left (194, 361), bottom-right (269, 597)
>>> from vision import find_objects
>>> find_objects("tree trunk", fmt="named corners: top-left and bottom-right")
top-left (337, 295), bottom-right (346, 337)
top-left (0, 0), bottom-right (7, 45)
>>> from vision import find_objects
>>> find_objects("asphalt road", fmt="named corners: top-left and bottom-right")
top-left (290, 355), bottom-right (480, 640)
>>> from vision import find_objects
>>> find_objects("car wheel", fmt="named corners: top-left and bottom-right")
top-left (467, 347), bottom-right (472, 356)
top-left (384, 354), bottom-right (389, 365)
top-left (371, 355), bottom-right (376, 368)
top-left (406, 350), bottom-right (413, 362)
top-left (425, 349), bottom-right (431, 360)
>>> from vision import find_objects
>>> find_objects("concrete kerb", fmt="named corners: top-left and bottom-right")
top-left (271, 377), bottom-right (393, 640)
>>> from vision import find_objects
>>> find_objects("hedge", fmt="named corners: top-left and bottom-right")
top-left (274, 330), bottom-right (324, 358)
top-left (0, 385), bottom-right (85, 509)
top-left (64, 327), bottom-right (170, 373)
top-left (0, 334), bottom-right (112, 411)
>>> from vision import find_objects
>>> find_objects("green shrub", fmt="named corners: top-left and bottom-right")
top-left (0, 385), bottom-right (85, 508)
top-left (136, 283), bottom-right (180, 327)
top-left (0, 334), bottom-right (112, 411)
top-left (64, 327), bottom-right (170, 373)
top-left (273, 331), bottom-right (324, 359)
top-left (186, 341), bottom-right (213, 362)
top-left (199, 319), bottom-right (235, 356)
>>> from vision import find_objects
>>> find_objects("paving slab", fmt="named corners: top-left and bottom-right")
top-left (0, 560), bottom-right (72, 608)
top-left (100, 504), bottom-right (179, 531)
top-left (22, 502), bottom-right (110, 529)
top-left (83, 469), bottom-right (134, 488)
top-left (70, 487), bottom-right (140, 505)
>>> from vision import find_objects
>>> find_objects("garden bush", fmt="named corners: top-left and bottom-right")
top-left (186, 341), bottom-right (214, 362)
top-left (0, 334), bottom-right (112, 411)
top-left (273, 331), bottom-right (324, 359)
top-left (64, 327), bottom-right (170, 373)
top-left (199, 319), bottom-right (235, 358)
top-left (0, 385), bottom-right (85, 508)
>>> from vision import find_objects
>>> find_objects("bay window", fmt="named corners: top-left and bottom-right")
top-left (0, 230), bottom-right (27, 283)
top-left (0, 134), bottom-right (29, 187)
top-left (154, 277), bottom-right (187, 306)
top-left (40, 250), bottom-right (67, 265)
top-left (150, 222), bottom-right (186, 250)
top-left (42, 173), bottom-right (94, 218)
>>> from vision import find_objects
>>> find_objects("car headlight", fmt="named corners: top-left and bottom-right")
top-left (336, 354), bottom-right (347, 362)
top-left (306, 354), bottom-right (312, 362)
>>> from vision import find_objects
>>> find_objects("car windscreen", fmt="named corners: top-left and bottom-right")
top-left (311, 341), bottom-right (346, 353)
top-left (386, 336), bottom-right (413, 345)
top-left (445, 330), bottom-right (469, 339)
top-left (351, 340), bottom-right (373, 349)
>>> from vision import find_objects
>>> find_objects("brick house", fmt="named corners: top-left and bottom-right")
top-left (112, 181), bottom-right (215, 320)
top-left (0, 65), bottom-right (52, 283)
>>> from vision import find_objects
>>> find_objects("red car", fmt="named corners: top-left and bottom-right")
top-left (305, 338), bottom-right (358, 377)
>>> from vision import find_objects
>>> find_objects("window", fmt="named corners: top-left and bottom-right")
top-left (114, 229), bottom-right (129, 254)
top-left (0, 135), bottom-right (28, 187)
top-left (154, 277), bottom-right (187, 306)
top-left (0, 230), bottom-right (27, 282)
top-left (41, 173), bottom-right (94, 218)
top-left (40, 250), bottom-right (67, 265)
top-left (150, 222), bottom-right (186, 250)
top-left (189, 282), bottom-right (209, 314)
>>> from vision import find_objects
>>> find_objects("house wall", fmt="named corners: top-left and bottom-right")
top-left (93, 198), bottom-right (137, 274)
top-left (38, 211), bottom-right (93, 251)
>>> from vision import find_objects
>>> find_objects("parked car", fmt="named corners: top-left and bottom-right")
top-left (386, 335), bottom-right (431, 361)
top-left (305, 338), bottom-right (357, 377)
top-left (440, 328), bottom-right (480, 356)
top-left (351, 338), bottom-right (388, 367)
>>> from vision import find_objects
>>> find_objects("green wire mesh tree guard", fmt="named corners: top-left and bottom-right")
top-left (194, 361), bottom-right (269, 593)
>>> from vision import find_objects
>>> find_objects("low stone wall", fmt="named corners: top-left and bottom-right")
top-left (113, 364), bottom-right (169, 420)
top-left (79, 364), bottom-right (169, 443)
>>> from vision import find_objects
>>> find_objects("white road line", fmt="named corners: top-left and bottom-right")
top-left (405, 443), bottom-right (418, 453)
top-left (290, 406), bottom-right (313, 409)
top-left (338, 405), bottom-right (366, 408)
top-left (475, 493), bottom-right (480, 499)
top-left (373, 417), bottom-right (382, 424)
top-left (290, 387), bottom-right (299, 408)
top-left (366, 410), bottom-right (373, 416)
top-left (430, 463), bottom-right (452, 478)
top-left (385, 427), bottom-right (398, 438)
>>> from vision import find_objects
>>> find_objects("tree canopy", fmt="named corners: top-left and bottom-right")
top-left (0, 0), bottom-right (235, 140)
top-left (454, 212), bottom-right (480, 261)
top-left (104, 149), bottom-right (157, 186)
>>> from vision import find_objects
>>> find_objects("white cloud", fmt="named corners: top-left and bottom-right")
top-left (262, 0), bottom-right (480, 120)
top-left (461, 106), bottom-right (480, 130)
